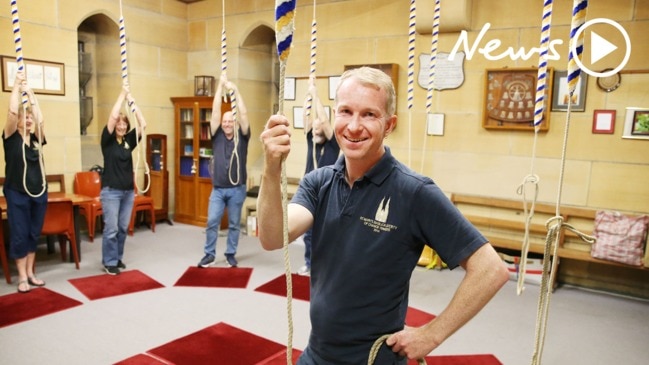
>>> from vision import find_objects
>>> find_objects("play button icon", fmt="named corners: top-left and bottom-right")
top-left (572, 18), bottom-right (631, 78)
top-left (591, 31), bottom-right (617, 64)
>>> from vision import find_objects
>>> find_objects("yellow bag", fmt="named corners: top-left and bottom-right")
top-left (417, 245), bottom-right (447, 270)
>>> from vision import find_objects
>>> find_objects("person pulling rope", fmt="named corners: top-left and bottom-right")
top-left (118, 0), bottom-right (150, 193)
top-left (220, 0), bottom-right (242, 185)
top-left (11, 0), bottom-right (46, 198)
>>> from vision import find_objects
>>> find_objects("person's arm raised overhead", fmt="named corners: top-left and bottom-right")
top-left (227, 80), bottom-right (250, 136)
top-left (303, 75), bottom-right (317, 133)
top-left (108, 83), bottom-right (129, 134)
top-left (312, 83), bottom-right (333, 140)
top-left (126, 92), bottom-right (146, 136)
top-left (210, 73), bottom-right (226, 136)
top-left (5, 71), bottom-right (25, 137)
top-left (26, 85), bottom-right (45, 140)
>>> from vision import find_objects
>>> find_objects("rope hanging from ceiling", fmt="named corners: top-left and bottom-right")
top-left (11, 0), bottom-right (47, 198)
top-left (119, 0), bottom-right (150, 193)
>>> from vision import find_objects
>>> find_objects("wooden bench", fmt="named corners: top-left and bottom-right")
top-left (449, 193), bottom-right (649, 291)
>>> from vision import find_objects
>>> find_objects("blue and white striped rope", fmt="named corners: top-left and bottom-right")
top-left (426, 0), bottom-right (440, 114)
top-left (533, 0), bottom-right (553, 131)
top-left (407, 0), bottom-right (416, 110)
top-left (567, 0), bottom-right (588, 97)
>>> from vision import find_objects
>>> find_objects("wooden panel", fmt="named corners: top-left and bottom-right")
top-left (174, 176), bottom-right (196, 225)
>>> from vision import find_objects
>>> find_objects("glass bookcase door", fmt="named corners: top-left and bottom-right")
top-left (179, 107), bottom-right (195, 177)
top-left (149, 137), bottom-right (163, 172)
top-left (198, 107), bottom-right (213, 178)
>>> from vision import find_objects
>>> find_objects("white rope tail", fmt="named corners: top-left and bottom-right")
top-left (530, 1), bottom-right (591, 364)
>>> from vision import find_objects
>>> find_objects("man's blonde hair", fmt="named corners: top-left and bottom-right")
top-left (335, 66), bottom-right (396, 116)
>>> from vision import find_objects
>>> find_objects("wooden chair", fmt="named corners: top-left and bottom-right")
top-left (0, 206), bottom-right (10, 284)
top-left (45, 174), bottom-right (66, 253)
top-left (40, 199), bottom-right (80, 269)
top-left (73, 171), bottom-right (103, 242)
top-left (129, 180), bottom-right (156, 236)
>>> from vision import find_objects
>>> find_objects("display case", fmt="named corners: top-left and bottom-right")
top-left (145, 134), bottom-right (172, 225)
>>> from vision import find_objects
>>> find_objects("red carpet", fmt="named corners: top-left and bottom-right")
top-left (69, 270), bottom-right (164, 300)
top-left (254, 273), bottom-right (310, 301)
top-left (405, 306), bottom-right (436, 327)
top-left (416, 354), bottom-right (503, 364)
top-left (114, 353), bottom-right (167, 365)
top-left (256, 349), bottom-right (302, 365)
top-left (118, 322), bottom-right (289, 365)
top-left (114, 321), bottom-right (502, 365)
top-left (173, 266), bottom-right (253, 288)
top-left (0, 287), bottom-right (82, 328)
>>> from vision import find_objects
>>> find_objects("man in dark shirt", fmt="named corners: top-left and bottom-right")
top-left (257, 67), bottom-right (508, 364)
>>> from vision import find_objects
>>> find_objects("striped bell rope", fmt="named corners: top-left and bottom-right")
top-left (567, 0), bottom-right (587, 98)
top-left (275, 1), bottom-right (296, 364)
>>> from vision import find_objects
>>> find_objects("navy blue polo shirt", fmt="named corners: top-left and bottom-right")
top-left (291, 147), bottom-right (487, 364)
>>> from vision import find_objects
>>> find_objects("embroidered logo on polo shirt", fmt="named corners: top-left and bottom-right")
top-left (375, 197), bottom-right (390, 223)
top-left (359, 196), bottom-right (397, 233)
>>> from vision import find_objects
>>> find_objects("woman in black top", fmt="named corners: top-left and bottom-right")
top-left (100, 83), bottom-right (146, 275)
top-left (3, 71), bottom-right (47, 293)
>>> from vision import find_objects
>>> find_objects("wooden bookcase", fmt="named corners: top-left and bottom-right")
top-left (171, 96), bottom-right (229, 228)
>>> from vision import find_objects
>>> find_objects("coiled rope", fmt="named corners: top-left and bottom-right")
top-left (275, 1), bottom-right (296, 363)
top-left (11, 0), bottom-right (46, 198)
top-left (530, 1), bottom-right (594, 364)
top-left (119, 0), bottom-right (150, 193)
top-left (221, 0), bottom-right (241, 185)
top-left (516, 0), bottom-right (553, 296)
top-left (419, 0), bottom-right (440, 174)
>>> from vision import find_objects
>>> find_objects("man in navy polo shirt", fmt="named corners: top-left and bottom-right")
top-left (257, 67), bottom-right (508, 364)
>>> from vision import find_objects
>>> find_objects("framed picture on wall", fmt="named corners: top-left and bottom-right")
top-left (1, 55), bottom-right (65, 95)
top-left (551, 70), bottom-right (588, 112)
top-left (482, 68), bottom-right (552, 131)
top-left (622, 107), bottom-right (649, 139)
top-left (592, 109), bottom-right (616, 134)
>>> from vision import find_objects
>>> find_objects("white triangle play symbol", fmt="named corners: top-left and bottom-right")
top-left (591, 31), bottom-right (617, 64)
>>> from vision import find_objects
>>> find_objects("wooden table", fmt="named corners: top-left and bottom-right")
top-left (1, 192), bottom-right (93, 262)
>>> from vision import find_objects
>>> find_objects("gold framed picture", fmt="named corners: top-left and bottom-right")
top-left (1, 55), bottom-right (65, 96)
top-left (483, 68), bottom-right (552, 132)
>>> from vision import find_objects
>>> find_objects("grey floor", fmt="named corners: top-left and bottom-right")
top-left (1, 222), bottom-right (648, 365)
